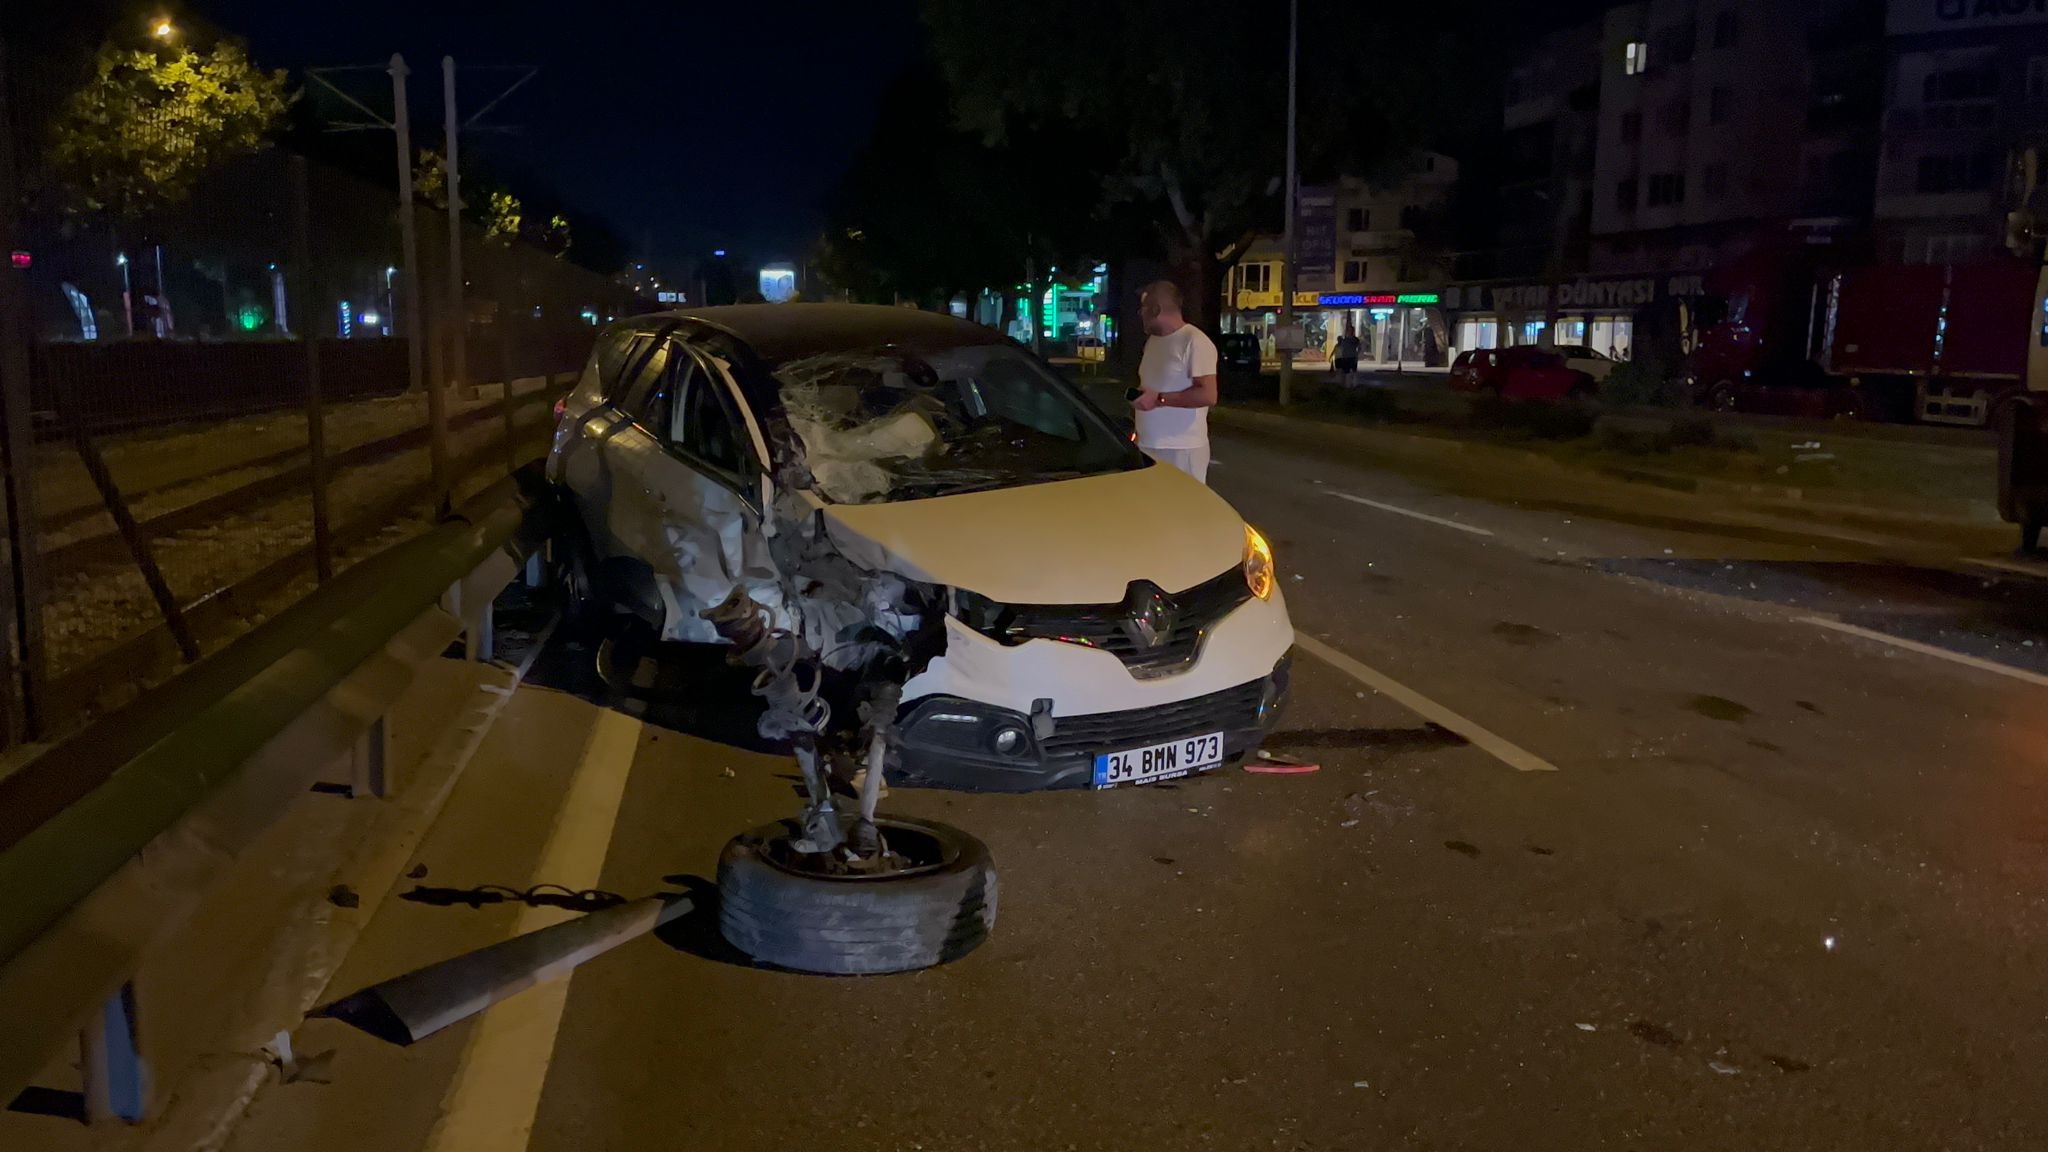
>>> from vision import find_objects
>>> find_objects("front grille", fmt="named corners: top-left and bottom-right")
top-left (1040, 679), bottom-right (1266, 758)
top-left (1000, 567), bottom-right (1253, 679)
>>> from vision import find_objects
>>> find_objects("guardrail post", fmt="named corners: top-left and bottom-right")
top-left (81, 981), bottom-right (147, 1125)
top-left (351, 713), bottom-right (392, 799)
top-left (442, 580), bottom-right (492, 663)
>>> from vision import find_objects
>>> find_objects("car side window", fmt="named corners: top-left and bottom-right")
top-left (593, 330), bottom-right (637, 391)
top-left (615, 341), bottom-right (674, 429)
top-left (599, 333), bottom-right (654, 400)
top-left (669, 351), bottom-right (746, 476)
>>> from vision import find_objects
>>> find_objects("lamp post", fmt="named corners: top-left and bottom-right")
top-left (115, 253), bottom-right (133, 337)
top-left (1278, 0), bottom-right (1299, 407)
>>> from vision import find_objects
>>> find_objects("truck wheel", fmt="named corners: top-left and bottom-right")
top-left (717, 816), bottom-right (997, 975)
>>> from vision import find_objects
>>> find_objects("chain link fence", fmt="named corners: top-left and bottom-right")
top-left (0, 41), bottom-right (630, 744)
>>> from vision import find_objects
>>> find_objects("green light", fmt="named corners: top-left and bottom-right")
top-left (1395, 293), bottom-right (1440, 305)
top-left (235, 305), bottom-right (264, 331)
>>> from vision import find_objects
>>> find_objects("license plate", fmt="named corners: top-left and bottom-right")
top-left (1093, 731), bottom-right (1224, 789)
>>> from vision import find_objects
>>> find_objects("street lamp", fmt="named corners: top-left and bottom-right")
top-left (151, 17), bottom-right (175, 39)
top-left (115, 253), bottom-right (134, 336)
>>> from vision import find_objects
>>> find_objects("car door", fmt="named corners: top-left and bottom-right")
top-left (598, 338), bottom-right (774, 643)
top-left (554, 329), bottom-right (660, 555)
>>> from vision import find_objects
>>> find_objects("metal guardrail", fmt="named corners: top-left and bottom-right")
top-left (0, 467), bottom-right (550, 1123)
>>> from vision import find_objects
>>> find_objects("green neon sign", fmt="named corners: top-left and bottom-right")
top-left (1396, 293), bottom-right (1440, 305)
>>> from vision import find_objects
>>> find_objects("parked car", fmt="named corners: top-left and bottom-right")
top-left (1552, 344), bottom-right (1617, 383)
top-left (1218, 331), bottom-right (1261, 371)
top-left (1449, 345), bottom-right (1597, 401)
top-left (1683, 365), bottom-right (1870, 421)
top-left (549, 304), bottom-right (1293, 792)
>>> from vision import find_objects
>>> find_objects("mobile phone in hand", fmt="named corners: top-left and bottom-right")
top-left (1125, 386), bottom-right (1143, 402)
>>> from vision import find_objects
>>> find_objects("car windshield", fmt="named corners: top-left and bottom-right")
top-left (772, 342), bottom-right (1146, 504)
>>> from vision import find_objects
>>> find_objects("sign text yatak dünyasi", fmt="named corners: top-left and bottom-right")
top-left (1890, 0), bottom-right (2048, 34)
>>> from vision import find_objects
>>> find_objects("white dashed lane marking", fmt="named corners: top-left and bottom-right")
top-left (1293, 632), bottom-right (1559, 773)
top-left (1326, 490), bottom-right (1495, 537)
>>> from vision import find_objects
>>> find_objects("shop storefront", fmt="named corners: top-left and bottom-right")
top-left (1443, 274), bottom-right (1705, 360)
top-left (1222, 287), bottom-right (1447, 367)
top-left (1313, 292), bottom-right (1443, 367)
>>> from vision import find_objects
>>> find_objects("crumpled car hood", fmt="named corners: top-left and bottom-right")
top-left (818, 461), bottom-right (1247, 604)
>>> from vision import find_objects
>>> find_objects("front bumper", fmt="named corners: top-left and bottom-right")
top-left (893, 656), bottom-right (1292, 792)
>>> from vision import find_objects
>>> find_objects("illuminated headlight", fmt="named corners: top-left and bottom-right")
top-left (1243, 524), bottom-right (1276, 601)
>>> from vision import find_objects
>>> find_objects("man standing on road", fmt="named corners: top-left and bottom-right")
top-left (1134, 279), bottom-right (1219, 483)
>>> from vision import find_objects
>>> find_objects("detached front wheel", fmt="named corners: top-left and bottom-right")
top-left (717, 816), bottom-right (997, 974)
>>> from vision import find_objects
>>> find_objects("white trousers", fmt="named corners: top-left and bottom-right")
top-left (1143, 443), bottom-right (1211, 484)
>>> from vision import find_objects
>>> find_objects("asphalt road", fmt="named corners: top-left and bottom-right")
top-left (218, 425), bottom-right (2048, 1152)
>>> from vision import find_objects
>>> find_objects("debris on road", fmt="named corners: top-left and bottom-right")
top-left (1709, 1061), bottom-right (1742, 1076)
top-left (720, 767), bottom-right (737, 778)
top-left (406, 864), bottom-right (429, 880)
top-left (1628, 1019), bottom-right (1681, 1047)
top-left (1246, 750), bottom-right (1320, 775)
top-left (1575, 1023), bottom-right (1597, 1032)
top-left (327, 884), bottom-right (360, 909)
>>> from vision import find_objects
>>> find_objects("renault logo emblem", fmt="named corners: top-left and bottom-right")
top-left (1123, 583), bottom-right (1178, 651)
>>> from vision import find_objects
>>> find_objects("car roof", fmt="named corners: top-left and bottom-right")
top-left (623, 303), bottom-right (1010, 363)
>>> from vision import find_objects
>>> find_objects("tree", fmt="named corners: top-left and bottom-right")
top-left (817, 61), bottom-right (1116, 308)
top-left (416, 150), bottom-right (574, 258)
top-left (921, 0), bottom-right (1499, 328)
top-left (48, 39), bottom-right (290, 222)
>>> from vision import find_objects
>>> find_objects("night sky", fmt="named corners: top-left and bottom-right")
top-left (188, 0), bottom-right (922, 270)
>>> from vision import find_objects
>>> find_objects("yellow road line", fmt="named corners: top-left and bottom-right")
top-left (420, 707), bottom-right (645, 1152)
top-left (1293, 631), bottom-right (1559, 772)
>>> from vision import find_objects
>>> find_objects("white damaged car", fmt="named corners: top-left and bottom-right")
top-left (548, 304), bottom-right (1292, 791)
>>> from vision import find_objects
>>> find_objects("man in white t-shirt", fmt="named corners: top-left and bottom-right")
top-left (1133, 280), bottom-right (1219, 483)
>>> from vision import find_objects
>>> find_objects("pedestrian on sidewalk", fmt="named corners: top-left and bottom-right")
top-left (1333, 321), bottom-right (1362, 387)
top-left (1133, 279), bottom-right (1219, 484)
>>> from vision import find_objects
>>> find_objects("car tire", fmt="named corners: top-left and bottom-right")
top-left (550, 531), bottom-right (597, 629)
top-left (717, 816), bottom-right (997, 975)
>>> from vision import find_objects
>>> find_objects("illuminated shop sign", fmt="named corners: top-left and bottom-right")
top-left (1319, 292), bottom-right (1440, 307)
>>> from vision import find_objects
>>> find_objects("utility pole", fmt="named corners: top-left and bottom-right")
top-left (1278, 0), bottom-right (1300, 407)
top-left (0, 42), bottom-right (45, 739)
top-left (1026, 252), bottom-right (1042, 356)
top-left (443, 57), bottom-right (467, 402)
top-left (391, 55), bottom-right (445, 499)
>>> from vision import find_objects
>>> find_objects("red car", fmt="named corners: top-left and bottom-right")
top-left (1449, 346), bottom-right (1597, 401)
